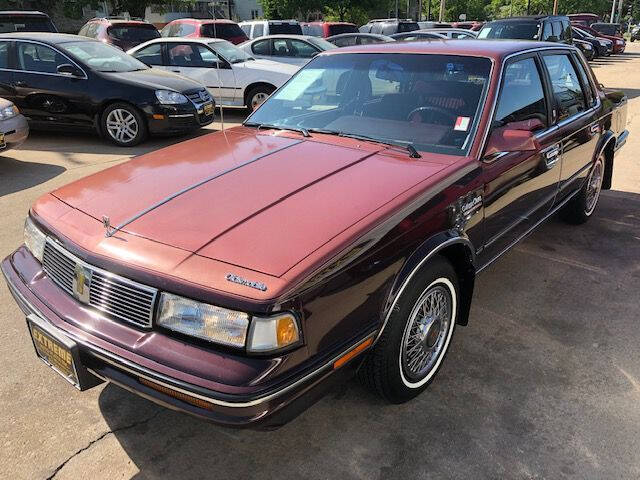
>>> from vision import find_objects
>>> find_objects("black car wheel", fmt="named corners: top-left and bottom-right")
top-left (561, 154), bottom-right (605, 224)
top-left (359, 256), bottom-right (459, 403)
top-left (101, 103), bottom-right (148, 147)
top-left (246, 85), bottom-right (275, 112)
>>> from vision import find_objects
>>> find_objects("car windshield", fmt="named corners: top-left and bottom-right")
top-left (593, 24), bottom-right (618, 35)
top-left (209, 40), bottom-right (253, 63)
top-left (107, 24), bottom-right (160, 42)
top-left (246, 53), bottom-right (492, 155)
top-left (307, 37), bottom-right (338, 51)
top-left (201, 23), bottom-right (246, 39)
top-left (0, 15), bottom-right (55, 33)
top-left (61, 41), bottom-right (148, 72)
top-left (478, 22), bottom-right (540, 40)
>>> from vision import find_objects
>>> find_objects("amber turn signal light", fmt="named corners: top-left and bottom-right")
top-left (333, 337), bottom-right (373, 370)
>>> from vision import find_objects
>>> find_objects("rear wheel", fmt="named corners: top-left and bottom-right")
top-left (358, 257), bottom-right (459, 403)
top-left (560, 154), bottom-right (605, 224)
top-left (246, 85), bottom-right (275, 112)
top-left (101, 103), bottom-right (147, 147)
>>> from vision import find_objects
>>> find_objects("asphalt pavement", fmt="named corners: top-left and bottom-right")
top-left (0, 45), bottom-right (639, 479)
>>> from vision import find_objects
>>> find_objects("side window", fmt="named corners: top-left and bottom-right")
top-left (87, 23), bottom-right (100, 38)
top-left (543, 54), bottom-right (586, 120)
top-left (240, 24), bottom-right (250, 36)
top-left (562, 21), bottom-right (571, 41)
top-left (0, 41), bottom-right (9, 68)
top-left (253, 23), bottom-right (264, 37)
top-left (572, 54), bottom-right (596, 107)
top-left (543, 22), bottom-right (553, 41)
top-left (168, 43), bottom-right (220, 67)
top-left (552, 21), bottom-right (562, 41)
top-left (251, 39), bottom-right (270, 55)
top-left (177, 23), bottom-right (195, 36)
top-left (290, 40), bottom-right (317, 58)
top-left (78, 24), bottom-right (88, 36)
top-left (494, 57), bottom-right (547, 127)
top-left (16, 42), bottom-right (67, 74)
top-left (131, 43), bottom-right (164, 66)
top-left (272, 39), bottom-right (289, 56)
top-left (358, 36), bottom-right (375, 45)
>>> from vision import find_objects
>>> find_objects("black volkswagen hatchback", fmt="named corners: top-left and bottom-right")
top-left (0, 33), bottom-right (214, 146)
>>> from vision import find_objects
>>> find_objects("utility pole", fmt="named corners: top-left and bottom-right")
top-left (610, 0), bottom-right (616, 23)
top-left (396, 0), bottom-right (399, 18)
top-left (439, 0), bottom-right (445, 21)
top-left (418, 0), bottom-right (422, 21)
top-left (552, 0), bottom-right (558, 14)
top-left (527, 0), bottom-right (531, 15)
top-left (617, 0), bottom-right (623, 23)
top-left (427, 0), bottom-right (431, 21)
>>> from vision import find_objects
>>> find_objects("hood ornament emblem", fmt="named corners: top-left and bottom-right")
top-left (102, 215), bottom-right (114, 237)
top-left (226, 273), bottom-right (267, 292)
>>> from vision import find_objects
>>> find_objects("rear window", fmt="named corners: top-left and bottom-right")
top-left (398, 22), bottom-right (420, 33)
top-left (269, 22), bottom-right (302, 35)
top-left (107, 24), bottom-right (160, 42)
top-left (478, 21), bottom-right (540, 40)
top-left (328, 24), bottom-right (358, 36)
top-left (0, 15), bottom-right (56, 33)
top-left (303, 24), bottom-right (323, 36)
top-left (593, 24), bottom-right (619, 36)
top-left (201, 23), bottom-right (246, 40)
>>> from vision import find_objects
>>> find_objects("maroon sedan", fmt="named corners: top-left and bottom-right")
top-left (3, 40), bottom-right (628, 428)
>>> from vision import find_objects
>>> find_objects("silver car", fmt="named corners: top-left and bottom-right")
top-left (0, 98), bottom-right (29, 153)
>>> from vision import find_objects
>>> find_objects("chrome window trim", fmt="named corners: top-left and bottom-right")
top-left (0, 38), bottom-right (88, 79)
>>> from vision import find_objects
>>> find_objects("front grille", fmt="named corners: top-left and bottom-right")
top-left (185, 88), bottom-right (212, 105)
top-left (42, 240), bottom-right (158, 329)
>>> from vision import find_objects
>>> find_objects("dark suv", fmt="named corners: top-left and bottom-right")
top-left (0, 11), bottom-right (56, 33)
top-left (78, 17), bottom-right (160, 51)
top-left (359, 19), bottom-right (419, 35)
top-left (478, 15), bottom-right (572, 43)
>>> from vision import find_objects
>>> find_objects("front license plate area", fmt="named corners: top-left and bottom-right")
top-left (0, 132), bottom-right (5, 149)
top-left (27, 315), bottom-right (102, 391)
top-left (203, 102), bottom-right (213, 116)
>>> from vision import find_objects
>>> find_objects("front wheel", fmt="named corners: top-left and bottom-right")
top-left (358, 257), bottom-right (459, 403)
top-left (101, 103), bottom-right (147, 147)
top-left (245, 85), bottom-right (275, 112)
top-left (560, 154), bottom-right (605, 224)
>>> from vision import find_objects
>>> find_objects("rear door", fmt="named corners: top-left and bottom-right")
top-left (480, 54), bottom-right (562, 265)
top-left (540, 50), bottom-right (600, 204)
top-left (0, 40), bottom-right (15, 101)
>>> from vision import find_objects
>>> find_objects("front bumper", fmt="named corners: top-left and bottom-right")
top-left (2, 250), bottom-right (370, 428)
top-left (144, 102), bottom-right (214, 136)
top-left (1, 114), bottom-right (29, 151)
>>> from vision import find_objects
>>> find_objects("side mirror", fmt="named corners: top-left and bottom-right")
top-left (484, 118), bottom-right (543, 158)
top-left (57, 64), bottom-right (82, 77)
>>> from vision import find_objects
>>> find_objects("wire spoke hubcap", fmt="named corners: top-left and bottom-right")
top-left (401, 284), bottom-right (452, 381)
top-left (106, 109), bottom-right (138, 144)
top-left (585, 158), bottom-right (604, 215)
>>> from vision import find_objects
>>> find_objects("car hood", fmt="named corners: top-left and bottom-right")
top-left (237, 58), bottom-right (300, 76)
top-left (100, 68), bottom-right (203, 92)
top-left (43, 128), bottom-right (454, 281)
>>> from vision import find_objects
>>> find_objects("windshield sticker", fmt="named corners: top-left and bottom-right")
top-left (454, 116), bottom-right (470, 131)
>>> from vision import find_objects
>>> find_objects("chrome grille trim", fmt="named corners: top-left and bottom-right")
top-left (42, 239), bottom-right (158, 329)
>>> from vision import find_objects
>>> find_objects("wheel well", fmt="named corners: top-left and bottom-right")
top-left (438, 244), bottom-right (476, 326)
top-left (95, 100), bottom-right (147, 133)
top-left (602, 138), bottom-right (615, 190)
top-left (244, 82), bottom-right (276, 105)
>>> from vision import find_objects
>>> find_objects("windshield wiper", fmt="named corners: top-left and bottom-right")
top-left (244, 121), bottom-right (310, 137)
top-left (307, 129), bottom-right (422, 158)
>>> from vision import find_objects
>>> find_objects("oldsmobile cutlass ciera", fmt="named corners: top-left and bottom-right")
top-left (2, 40), bottom-right (628, 428)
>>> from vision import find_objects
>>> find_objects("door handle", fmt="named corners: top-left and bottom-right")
top-left (544, 145), bottom-right (560, 169)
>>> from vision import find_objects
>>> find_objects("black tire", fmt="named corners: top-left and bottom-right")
top-left (101, 102), bottom-right (148, 147)
top-left (560, 154), bottom-right (605, 225)
top-left (245, 85), bottom-right (275, 112)
top-left (358, 256), bottom-right (459, 403)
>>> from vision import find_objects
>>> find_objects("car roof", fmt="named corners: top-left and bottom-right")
top-left (487, 15), bottom-right (567, 22)
top-left (132, 37), bottom-right (227, 46)
top-left (321, 38), bottom-right (574, 59)
top-left (0, 10), bottom-right (50, 16)
top-left (171, 18), bottom-right (236, 24)
top-left (248, 34), bottom-right (317, 41)
top-left (0, 32), bottom-right (93, 44)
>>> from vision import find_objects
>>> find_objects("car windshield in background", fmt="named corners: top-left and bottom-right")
top-left (593, 24), bottom-right (619, 35)
top-left (201, 23), bottom-right (246, 39)
top-left (247, 53), bottom-right (491, 155)
top-left (62, 41), bottom-right (148, 72)
top-left (209, 41), bottom-right (253, 63)
top-left (478, 22), bottom-right (540, 40)
top-left (398, 22), bottom-right (420, 32)
top-left (107, 24), bottom-right (160, 42)
top-left (328, 24), bottom-right (358, 36)
top-left (307, 37), bottom-right (338, 51)
top-left (270, 23), bottom-right (302, 35)
top-left (0, 16), bottom-right (55, 33)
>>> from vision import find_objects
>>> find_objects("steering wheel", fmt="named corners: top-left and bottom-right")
top-left (407, 106), bottom-right (459, 124)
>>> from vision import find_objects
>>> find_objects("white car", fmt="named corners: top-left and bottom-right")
top-left (128, 38), bottom-right (299, 110)
top-left (239, 19), bottom-right (302, 39)
top-left (239, 35), bottom-right (337, 66)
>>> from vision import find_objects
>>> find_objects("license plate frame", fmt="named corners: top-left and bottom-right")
top-left (27, 314), bottom-right (102, 391)
top-left (203, 102), bottom-right (214, 116)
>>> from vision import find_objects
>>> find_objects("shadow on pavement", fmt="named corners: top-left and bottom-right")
top-left (97, 191), bottom-right (640, 479)
top-left (0, 157), bottom-right (66, 197)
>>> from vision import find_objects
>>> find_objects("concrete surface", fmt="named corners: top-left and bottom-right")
top-left (1, 46), bottom-right (639, 480)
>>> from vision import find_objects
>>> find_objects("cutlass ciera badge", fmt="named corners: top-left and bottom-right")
top-left (73, 263), bottom-right (92, 303)
top-left (226, 273), bottom-right (268, 292)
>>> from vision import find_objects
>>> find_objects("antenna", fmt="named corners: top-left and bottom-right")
top-left (209, 1), bottom-right (225, 131)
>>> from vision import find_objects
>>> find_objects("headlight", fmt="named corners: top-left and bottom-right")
top-left (247, 312), bottom-right (301, 353)
top-left (157, 293), bottom-right (249, 347)
top-left (155, 90), bottom-right (188, 105)
top-left (0, 103), bottom-right (19, 121)
top-left (24, 216), bottom-right (46, 262)
top-left (616, 39), bottom-right (624, 45)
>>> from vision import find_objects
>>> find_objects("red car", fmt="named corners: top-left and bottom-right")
top-left (302, 21), bottom-right (358, 37)
top-left (3, 40), bottom-right (628, 428)
top-left (161, 18), bottom-right (248, 45)
top-left (572, 23), bottom-right (625, 53)
top-left (78, 17), bottom-right (160, 51)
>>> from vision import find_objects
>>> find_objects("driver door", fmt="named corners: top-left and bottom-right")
top-left (479, 54), bottom-right (562, 267)
top-left (165, 42), bottom-right (237, 105)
